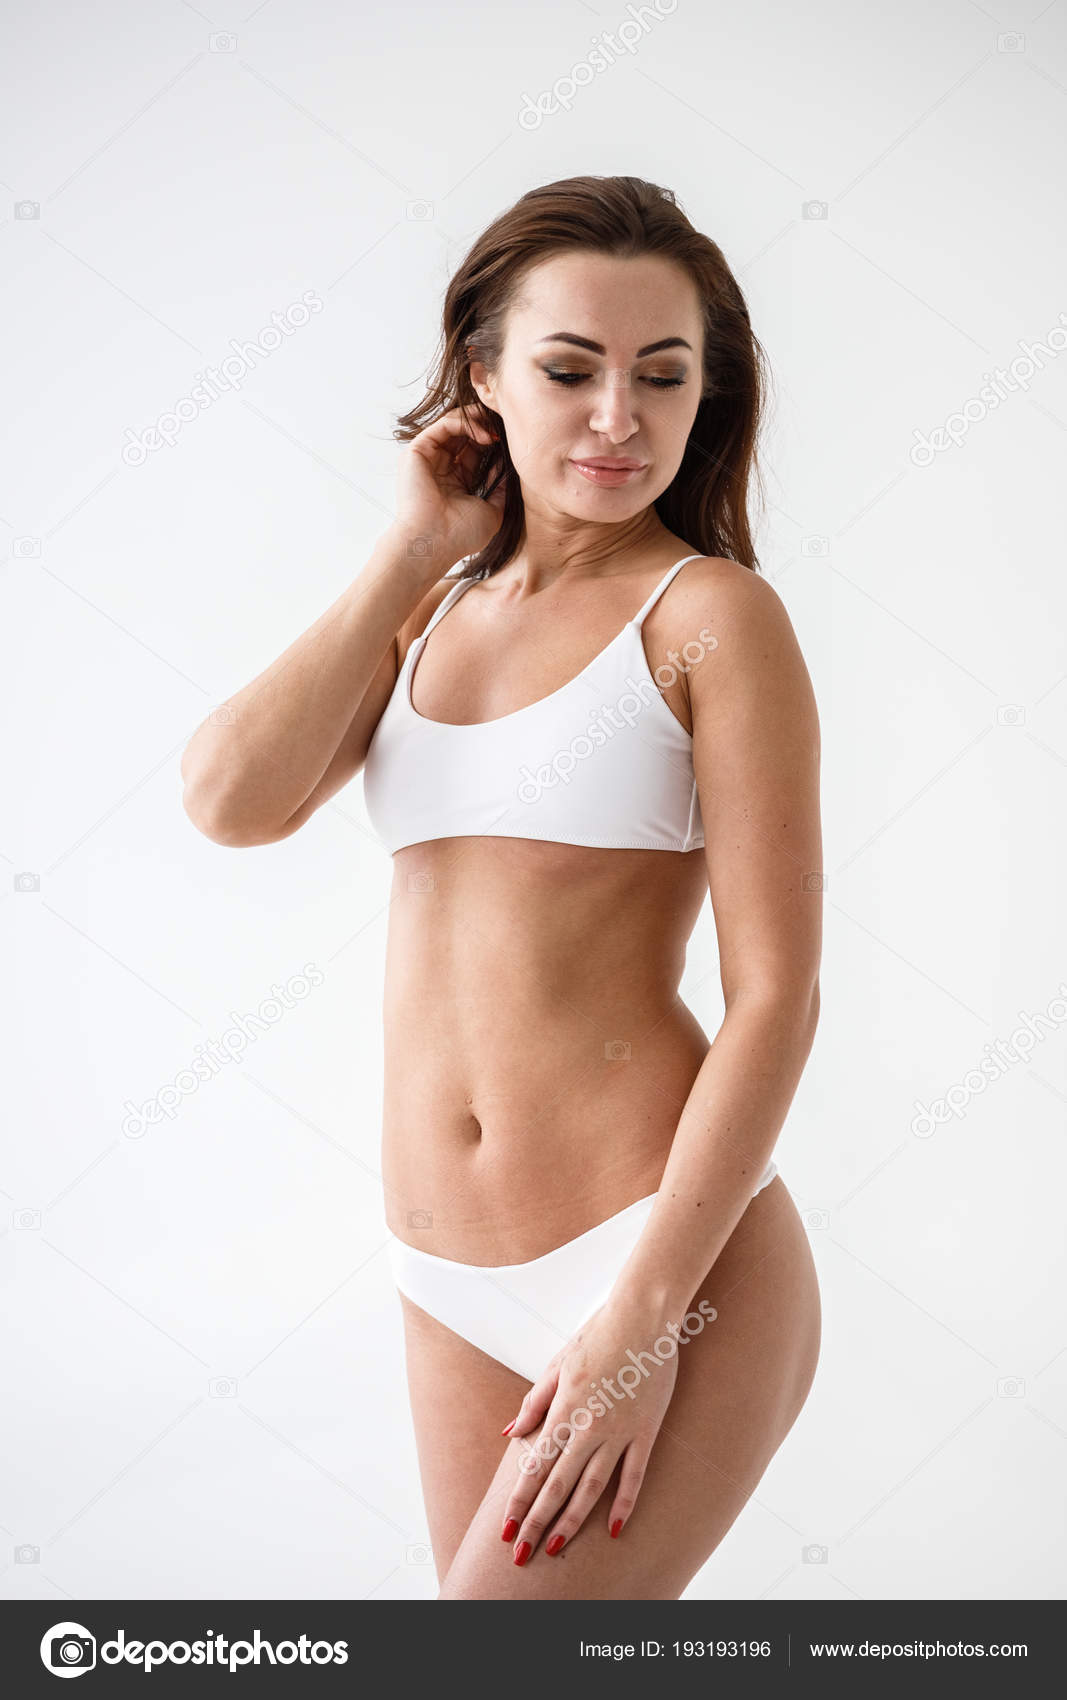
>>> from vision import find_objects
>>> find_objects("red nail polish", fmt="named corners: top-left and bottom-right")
top-left (513, 1540), bottom-right (532, 1566)
top-left (501, 1420), bottom-right (515, 1435)
top-left (610, 1518), bottom-right (623, 1539)
top-left (501, 1517), bottom-right (519, 1542)
top-left (546, 1533), bottom-right (566, 1555)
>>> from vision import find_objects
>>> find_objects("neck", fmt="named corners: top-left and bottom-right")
top-left (501, 505), bottom-right (669, 593)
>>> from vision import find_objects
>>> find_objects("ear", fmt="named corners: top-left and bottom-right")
top-left (466, 350), bottom-right (496, 412)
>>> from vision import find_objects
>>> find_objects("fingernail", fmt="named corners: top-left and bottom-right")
top-left (513, 1540), bottom-right (532, 1566)
top-left (501, 1420), bottom-right (515, 1435)
top-left (546, 1534), bottom-right (566, 1556)
top-left (610, 1518), bottom-right (623, 1539)
top-left (501, 1517), bottom-right (519, 1542)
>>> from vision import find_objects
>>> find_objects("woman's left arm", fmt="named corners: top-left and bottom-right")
top-left (610, 561), bottom-right (823, 1317)
top-left (499, 562), bottom-right (822, 1559)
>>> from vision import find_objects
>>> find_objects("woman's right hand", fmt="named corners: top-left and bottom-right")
top-left (392, 407), bottom-right (507, 567)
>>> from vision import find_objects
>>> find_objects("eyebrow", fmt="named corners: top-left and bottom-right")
top-left (535, 332), bottom-right (693, 358)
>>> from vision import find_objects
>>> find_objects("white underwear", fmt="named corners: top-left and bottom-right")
top-left (388, 1162), bottom-right (778, 1382)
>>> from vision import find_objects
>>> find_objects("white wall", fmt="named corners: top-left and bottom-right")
top-left (2, 0), bottom-right (1065, 1602)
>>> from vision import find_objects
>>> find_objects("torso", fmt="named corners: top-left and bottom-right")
top-left (379, 536), bottom-right (722, 1264)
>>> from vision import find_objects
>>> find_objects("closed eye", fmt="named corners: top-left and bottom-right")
top-left (543, 367), bottom-right (685, 390)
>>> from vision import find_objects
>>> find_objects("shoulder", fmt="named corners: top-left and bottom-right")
top-left (669, 555), bottom-right (801, 659)
top-left (670, 557), bottom-right (817, 727)
top-left (672, 552), bottom-right (786, 615)
top-left (654, 555), bottom-right (800, 675)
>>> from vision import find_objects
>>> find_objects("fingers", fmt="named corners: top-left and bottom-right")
top-left (540, 1443), bottom-right (620, 1556)
top-left (451, 435), bottom-right (492, 493)
top-left (502, 1358), bottom-right (560, 1438)
top-left (408, 410), bottom-right (501, 500)
top-left (414, 406), bottom-right (498, 453)
top-left (501, 1440), bottom-right (612, 1567)
top-left (605, 1440), bottom-right (650, 1541)
top-left (500, 1435), bottom-right (654, 1566)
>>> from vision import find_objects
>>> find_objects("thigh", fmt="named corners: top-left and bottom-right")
top-left (398, 1290), bottom-right (531, 1579)
top-left (436, 1178), bottom-right (821, 1600)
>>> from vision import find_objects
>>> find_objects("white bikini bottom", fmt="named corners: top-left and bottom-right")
top-left (387, 1161), bottom-right (778, 1382)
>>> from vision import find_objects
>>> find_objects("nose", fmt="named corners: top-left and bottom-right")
top-left (586, 369), bottom-right (639, 443)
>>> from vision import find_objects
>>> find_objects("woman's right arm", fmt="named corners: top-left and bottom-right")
top-left (181, 408), bottom-right (503, 847)
top-left (180, 528), bottom-right (457, 846)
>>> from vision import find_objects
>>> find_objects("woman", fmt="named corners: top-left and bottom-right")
top-left (181, 174), bottom-right (823, 1601)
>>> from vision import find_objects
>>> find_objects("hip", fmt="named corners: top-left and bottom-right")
top-left (387, 1157), bottom-right (781, 1272)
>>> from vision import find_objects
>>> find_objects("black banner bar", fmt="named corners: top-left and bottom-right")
top-left (2, 1599), bottom-right (1056, 1694)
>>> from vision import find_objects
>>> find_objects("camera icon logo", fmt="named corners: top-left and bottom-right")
top-left (803, 1208), bottom-right (829, 1231)
top-left (210, 31), bottom-right (237, 51)
top-left (996, 32), bottom-right (1024, 52)
top-left (802, 1543), bottom-right (828, 1563)
top-left (14, 537), bottom-right (41, 557)
top-left (606, 368), bottom-right (631, 389)
top-left (406, 1542), bottom-right (433, 1564)
top-left (407, 871), bottom-right (435, 893)
top-left (209, 1376), bottom-right (237, 1398)
top-left (802, 201), bottom-right (829, 220)
top-left (13, 1208), bottom-right (41, 1230)
top-left (40, 1621), bottom-right (96, 1677)
top-left (16, 1542), bottom-right (40, 1562)
top-left (14, 872), bottom-right (40, 893)
top-left (801, 535), bottom-right (829, 557)
top-left (995, 704), bottom-right (1025, 727)
top-left (407, 1208), bottom-right (434, 1229)
top-left (604, 1040), bottom-right (631, 1061)
top-left (996, 1376), bottom-right (1025, 1398)
top-left (406, 200), bottom-right (434, 221)
top-left (801, 871), bottom-right (826, 892)
top-left (15, 200), bottom-right (40, 220)
top-left (210, 705), bottom-right (237, 725)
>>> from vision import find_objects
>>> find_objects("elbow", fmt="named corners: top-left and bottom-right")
top-left (183, 802), bottom-right (291, 848)
top-left (181, 788), bottom-right (245, 847)
top-left (797, 977), bottom-right (821, 1059)
top-left (728, 977), bottom-right (820, 1049)
top-left (790, 975), bottom-right (820, 1043)
top-left (181, 773), bottom-right (291, 849)
top-left (180, 731), bottom-right (297, 847)
top-left (180, 748), bottom-right (231, 844)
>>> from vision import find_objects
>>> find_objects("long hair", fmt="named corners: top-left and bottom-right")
top-left (394, 174), bottom-right (770, 580)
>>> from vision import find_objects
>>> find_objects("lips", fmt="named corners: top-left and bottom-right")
top-left (571, 458), bottom-right (646, 470)
top-left (570, 457), bottom-right (647, 486)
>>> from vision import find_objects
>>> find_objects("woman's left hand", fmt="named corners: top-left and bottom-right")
top-left (498, 1294), bottom-right (682, 1565)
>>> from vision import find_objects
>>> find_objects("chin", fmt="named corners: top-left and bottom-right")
top-left (558, 492), bottom-right (643, 519)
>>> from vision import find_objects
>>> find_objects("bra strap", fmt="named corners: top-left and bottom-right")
top-left (631, 553), bottom-right (705, 627)
top-left (414, 562), bottom-right (477, 644)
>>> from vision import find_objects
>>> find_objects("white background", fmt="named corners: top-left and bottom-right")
top-left (2, 0), bottom-right (1065, 1602)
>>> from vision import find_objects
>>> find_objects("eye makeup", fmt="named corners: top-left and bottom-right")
top-left (541, 365), bottom-right (687, 390)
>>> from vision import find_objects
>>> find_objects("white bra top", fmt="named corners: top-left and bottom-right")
top-left (362, 552), bottom-right (707, 854)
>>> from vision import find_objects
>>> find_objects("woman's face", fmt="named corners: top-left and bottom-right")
top-left (469, 250), bottom-right (705, 523)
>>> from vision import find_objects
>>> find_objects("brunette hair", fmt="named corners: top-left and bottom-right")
top-left (394, 174), bottom-right (770, 580)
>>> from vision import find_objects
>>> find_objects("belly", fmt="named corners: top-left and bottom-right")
top-left (379, 838), bottom-right (709, 1262)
